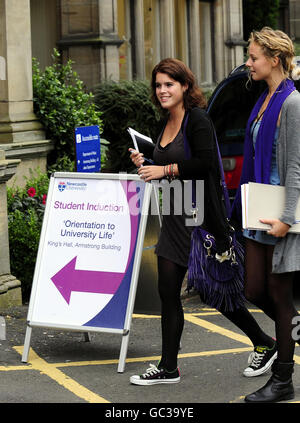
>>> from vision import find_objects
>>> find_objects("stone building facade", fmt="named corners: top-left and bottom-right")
top-left (1, 1), bottom-right (297, 306)
top-left (30, 0), bottom-right (245, 92)
top-left (1, 1), bottom-right (299, 186)
top-left (0, 0), bottom-right (245, 307)
top-left (0, 0), bottom-right (248, 176)
top-left (290, 0), bottom-right (300, 41)
top-left (0, 0), bottom-right (248, 186)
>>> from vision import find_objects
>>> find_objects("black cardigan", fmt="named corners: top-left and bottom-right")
top-left (155, 107), bottom-right (231, 253)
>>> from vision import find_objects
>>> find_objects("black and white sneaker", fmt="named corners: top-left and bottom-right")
top-left (130, 364), bottom-right (180, 385)
top-left (243, 343), bottom-right (278, 377)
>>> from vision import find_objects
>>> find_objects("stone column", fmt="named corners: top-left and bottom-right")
top-left (57, 0), bottom-right (123, 89)
top-left (0, 150), bottom-right (22, 309)
top-left (98, 0), bottom-right (122, 81)
top-left (188, 0), bottom-right (201, 83)
top-left (224, 0), bottom-right (246, 70)
top-left (160, 0), bottom-right (176, 59)
top-left (133, 0), bottom-right (145, 79)
top-left (214, 0), bottom-right (246, 82)
top-left (214, 0), bottom-right (226, 82)
top-left (0, 0), bottom-right (53, 188)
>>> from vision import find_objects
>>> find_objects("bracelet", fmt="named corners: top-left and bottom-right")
top-left (171, 163), bottom-right (175, 179)
top-left (166, 163), bottom-right (176, 181)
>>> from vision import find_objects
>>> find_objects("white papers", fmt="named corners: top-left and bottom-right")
top-left (127, 127), bottom-right (153, 152)
top-left (127, 127), bottom-right (155, 164)
top-left (241, 182), bottom-right (300, 233)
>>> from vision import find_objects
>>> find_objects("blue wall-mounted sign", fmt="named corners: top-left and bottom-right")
top-left (75, 125), bottom-right (101, 172)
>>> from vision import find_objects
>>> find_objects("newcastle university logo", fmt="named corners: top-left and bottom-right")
top-left (58, 182), bottom-right (66, 192)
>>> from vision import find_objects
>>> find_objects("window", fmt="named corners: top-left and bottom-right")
top-left (118, 0), bottom-right (160, 80)
top-left (208, 74), bottom-right (266, 155)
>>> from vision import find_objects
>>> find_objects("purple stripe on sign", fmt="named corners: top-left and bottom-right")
top-left (83, 180), bottom-right (145, 329)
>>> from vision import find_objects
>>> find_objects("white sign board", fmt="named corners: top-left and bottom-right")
top-left (22, 172), bottom-right (152, 372)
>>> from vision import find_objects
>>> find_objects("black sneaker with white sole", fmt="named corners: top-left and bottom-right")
top-left (130, 364), bottom-right (180, 385)
top-left (243, 343), bottom-right (278, 377)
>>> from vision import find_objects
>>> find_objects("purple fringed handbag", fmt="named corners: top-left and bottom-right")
top-left (183, 113), bottom-right (245, 311)
top-left (188, 226), bottom-right (245, 311)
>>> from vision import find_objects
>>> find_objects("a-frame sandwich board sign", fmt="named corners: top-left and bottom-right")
top-left (22, 172), bottom-right (152, 372)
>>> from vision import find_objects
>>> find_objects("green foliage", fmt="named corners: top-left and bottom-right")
top-left (93, 79), bottom-right (161, 172)
top-left (7, 169), bottom-right (50, 301)
top-left (100, 138), bottom-right (110, 169)
top-left (295, 42), bottom-right (300, 56)
top-left (8, 209), bottom-right (41, 302)
top-left (243, 0), bottom-right (280, 41)
top-left (47, 154), bottom-right (75, 175)
top-left (45, 142), bottom-right (109, 175)
top-left (32, 49), bottom-right (103, 166)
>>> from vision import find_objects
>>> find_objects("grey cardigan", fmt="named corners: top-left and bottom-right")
top-left (273, 89), bottom-right (300, 273)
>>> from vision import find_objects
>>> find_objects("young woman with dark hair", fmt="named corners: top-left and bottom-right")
top-left (129, 58), bottom-right (276, 386)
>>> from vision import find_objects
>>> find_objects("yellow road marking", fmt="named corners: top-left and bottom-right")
top-left (293, 355), bottom-right (300, 365)
top-left (32, 347), bottom-right (253, 368)
top-left (184, 314), bottom-right (252, 346)
top-left (184, 313), bottom-right (300, 404)
top-left (132, 313), bottom-right (160, 318)
top-left (0, 311), bottom-right (297, 403)
top-left (0, 346), bottom-right (253, 372)
top-left (190, 309), bottom-right (264, 316)
top-left (0, 365), bottom-right (29, 371)
top-left (133, 309), bottom-right (267, 319)
top-left (13, 346), bottom-right (109, 404)
top-left (178, 347), bottom-right (253, 358)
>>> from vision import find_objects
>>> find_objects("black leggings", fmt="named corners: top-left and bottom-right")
top-left (243, 238), bottom-right (298, 363)
top-left (157, 255), bottom-right (276, 371)
top-left (157, 256), bottom-right (187, 371)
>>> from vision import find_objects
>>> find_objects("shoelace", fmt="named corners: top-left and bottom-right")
top-left (247, 350), bottom-right (266, 368)
top-left (142, 364), bottom-right (162, 378)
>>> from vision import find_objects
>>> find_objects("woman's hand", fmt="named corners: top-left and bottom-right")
top-left (138, 165), bottom-right (165, 182)
top-left (260, 218), bottom-right (290, 237)
top-left (129, 148), bottom-right (145, 168)
top-left (129, 148), bottom-right (165, 181)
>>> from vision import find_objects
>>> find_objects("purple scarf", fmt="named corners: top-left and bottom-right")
top-left (231, 78), bottom-right (295, 220)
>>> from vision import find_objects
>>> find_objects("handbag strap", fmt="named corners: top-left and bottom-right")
top-left (182, 112), bottom-right (231, 218)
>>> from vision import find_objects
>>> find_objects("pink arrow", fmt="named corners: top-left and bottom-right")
top-left (51, 256), bottom-right (123, 304)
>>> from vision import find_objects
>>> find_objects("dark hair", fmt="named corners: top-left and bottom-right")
top-left (151, 58), bottom-right (207, 111)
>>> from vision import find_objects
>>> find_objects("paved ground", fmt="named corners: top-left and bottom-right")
top-left (0, 290), bottom-right (300, 417)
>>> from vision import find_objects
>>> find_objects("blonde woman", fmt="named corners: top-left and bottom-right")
top-left (232, 27), bottom-right (300, 402)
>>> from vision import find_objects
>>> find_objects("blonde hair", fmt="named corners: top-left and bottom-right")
top-left (249, 27), bottom-right (300, 80)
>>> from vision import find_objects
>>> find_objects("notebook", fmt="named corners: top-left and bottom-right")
top-left (241, 182), bottom-right (300, 233)
top-left (127, 127), bottom-right (155, 164)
